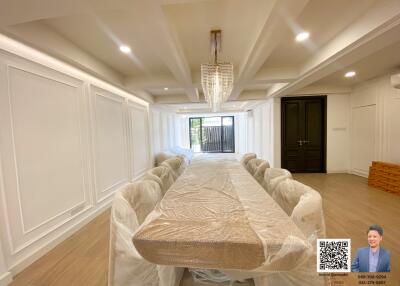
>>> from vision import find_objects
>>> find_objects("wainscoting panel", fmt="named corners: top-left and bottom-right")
top-left (387, 98), bottom-right (400, 163)
top-left (90, 85), bottom-right (129, 203)
top-left (0, 54), bottom-right (92, 258)
top-left (351, 105), bottom-right (376, 176)
top-left (0, 41), bottom-right (149, 276)
top-left (128, 101), bottom-right (150, 179)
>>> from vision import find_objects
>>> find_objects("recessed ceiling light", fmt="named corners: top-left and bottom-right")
top-left (164, 87), bottom-right (169, 91)
top-left (296, 32), bottom-right (310, 42)
top-left (119, 45), bottom-right (131, 54)
top-left (344, 71), bottom-right (356, 78)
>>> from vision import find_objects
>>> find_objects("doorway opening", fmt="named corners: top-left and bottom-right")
top-left (189, 116), bottom-right (235, 153)
top-left (281, 96), bottom-right (327, 173)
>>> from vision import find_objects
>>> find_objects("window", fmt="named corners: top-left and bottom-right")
top-left (189, 116), bottom-right (235, 153)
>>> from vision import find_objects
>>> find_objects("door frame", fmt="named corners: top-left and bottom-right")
top-left (281, 96), bottom-right (327, 173)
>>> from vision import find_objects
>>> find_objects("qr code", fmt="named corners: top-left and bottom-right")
top-left (317, 239), bottom-right (351, 272)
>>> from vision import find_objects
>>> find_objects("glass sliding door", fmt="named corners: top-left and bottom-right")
top-left (222, 116), bottom-right (234, 152)
top-left (189, 116), bottom-right (235, 153)
top-left (189, 118), bottom-right (201, 152)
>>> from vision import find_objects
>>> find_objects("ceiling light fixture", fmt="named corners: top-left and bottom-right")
top-left (344, 71), bottom-right (356, 78)
top-left (296, 32), bottom-right (310, 42)
top-left (201, 30), bottom-right (234, 112)
top-left (119, 45), bottom-right (131, 54)
top-left (164, 87), bottom-right (169, 91)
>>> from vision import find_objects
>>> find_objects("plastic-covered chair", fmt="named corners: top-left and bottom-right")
top-left (254, 179), bottom-right (326, 286)
top-left (262, 168), bottom-right (292, 196)
top-left (144, 166), bottom-right (175, 195)
top-left (170, 146), bottom-right (194, 163)
top-left (252, 161), bottom-right (270, 185)
top-left (155, 152), bottom-right (175, 166)
top-left (240, 153), bottom-right (256, 166)
top-left (108, 181), bottom-right (184, 286)
top-left (246, 158), bottom-right (267, 176)
top-left (161, 156), bottom-right (185, 180)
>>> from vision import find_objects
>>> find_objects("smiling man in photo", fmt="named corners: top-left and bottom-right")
top-left (351, 225), bottom-right (391, 272)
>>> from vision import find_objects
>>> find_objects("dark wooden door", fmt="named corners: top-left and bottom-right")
top-left (281, 96), bottom-right (326, 173)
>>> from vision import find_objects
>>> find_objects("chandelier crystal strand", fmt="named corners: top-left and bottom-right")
top-left (201, 30), bottom-right (234, 112)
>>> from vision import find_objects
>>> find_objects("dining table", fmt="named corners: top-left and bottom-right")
top-left (132, 154), bottom-right (312, 272)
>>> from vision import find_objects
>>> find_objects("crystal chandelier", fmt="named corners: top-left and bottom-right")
top-left (201, 30), bottom-right (234, 112)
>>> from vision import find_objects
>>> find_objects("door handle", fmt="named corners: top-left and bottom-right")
top-left (303, 140), bottom-right (310, 144)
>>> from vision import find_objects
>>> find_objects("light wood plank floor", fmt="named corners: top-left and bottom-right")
top-left (9, 174), bottom-right (400, 286)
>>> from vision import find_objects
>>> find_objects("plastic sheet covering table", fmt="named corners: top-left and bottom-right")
top-left (133, 154), bottom-right (312, 271)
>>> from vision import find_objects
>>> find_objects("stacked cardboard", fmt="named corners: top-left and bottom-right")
top-left (368, 161), bottom-right (400, 194)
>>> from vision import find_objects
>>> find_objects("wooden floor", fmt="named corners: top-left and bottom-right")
top-left (9, 174), bottom-right (400, 286)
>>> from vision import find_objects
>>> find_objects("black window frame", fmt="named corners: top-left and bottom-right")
top-left (189, 116), bottom-right (235, 153)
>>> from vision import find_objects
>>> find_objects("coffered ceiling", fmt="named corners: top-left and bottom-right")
top-left (1, 0), bottom-right (400, 111)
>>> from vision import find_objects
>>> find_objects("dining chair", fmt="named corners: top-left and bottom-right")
top-left (252, 161), bottom-right (270, 185)
top-left (161, 156), bottom-right (185, 180)
top-left (254, 179), bottom-right (326, 286)
top-left (108, 181), bottom-right (184, 286)
top-left (154, 151), bottom-right (174, 166)
top-left (272, 178), bottom-right (326, 241)
top-left (262, 168), bottom-right (292, 196)
top-left (246, 158), bottom-right (267, 176)
top-left (144, 166), bottom-right (176, 195)
top-left (240, 153), bottom-right (256, 166)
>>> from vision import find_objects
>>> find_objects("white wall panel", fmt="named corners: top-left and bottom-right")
top-left (9, 67), bottom-right (86, 233)
top-left (327, 94), bottom-right (350, 172)
top-left (0, 36), bottom-right (149, 278)
top-left (351, 105), bottom-right (376, 176)
top-left (90, 86), bottom-right (128, 203)
top-left (0, 55), bottom-right (92, 262)
top-left (350, 74), bottom-right (400, 176)
top-left (387, 98), bottom-right (400, 163)
top-left (128, 102), bottom-right (150, 178)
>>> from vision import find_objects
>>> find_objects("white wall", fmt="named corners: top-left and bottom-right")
top-left (247, 95), bottom-right (350, 171)
top-left (0, 34), bottom-right (150, 281)
top-left (150, 107), bottom-right (181, 161)
top-left (327, 94), bottom-right (350, 172)
top-left (246, 98), bottom-right (281, 167)
top-left (350, 74), bottom-right (400, 177)
top-left (151, 111), bottom-right (248, 155)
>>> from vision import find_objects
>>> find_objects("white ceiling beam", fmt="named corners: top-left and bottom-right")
top-left (229, 0), bottom-right (309, 100)
top-left (236, 90), bottom-right (269, 101)
top-left (3, 22), bottom-right (125, 86)
top-left (293, 84), bottom-right (352, 95)
top-left (153, 94), bottom-right (191, 104)
top-left (151, 0), bottom-right (199, 102)
top-left (254, 67), bottom-right (298, 83)
top-left (269, 0), bottom-right (400, 97)
top-left (124, 74), bottom-right (180, 89)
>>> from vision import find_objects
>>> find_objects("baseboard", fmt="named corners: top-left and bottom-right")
top-left (8, 199), bottom-right (113, 276)
top-left (349, 169), bottom-right (368, 178)
top-left (0, 271), bottom-right (12, 286)
top-left (326, 170), bottom-right (349, 174)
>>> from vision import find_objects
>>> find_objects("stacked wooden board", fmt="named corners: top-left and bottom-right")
top-left (368, 161), bottom-right (400, 195)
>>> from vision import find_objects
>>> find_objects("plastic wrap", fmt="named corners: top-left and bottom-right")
top-left (133, 155), bottom-right (312, 273)
top-left (143, 166), bottom-right (176, 195)
top-left (189, 269), bottom-right (232, 284)
top-left (155, 152), bottom-right (175, 166)
top-left (161, 156), bottom-right (186, 180)
top-left (262, 168), bottom-right (292, 195)
top-left (252, 162), bottom-right (270, 185)
top-left (240, 153), bottom-right (256, 166)
top-left (246, 158), bottom-right (267, 176)
top-left (170, 146), bottom-right (194, 162)
top-left (272, 179), bottom-right (326, 242)
top-left (251, 178), bottom-right (326, 286)
top-left (108, 181), bottom-right (184, 286)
